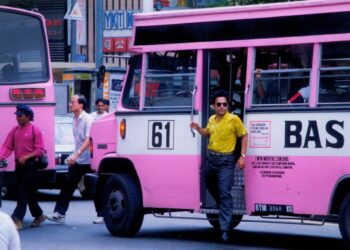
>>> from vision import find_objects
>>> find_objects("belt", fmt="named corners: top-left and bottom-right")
top-left (209, 151), bottom-right (233, 156)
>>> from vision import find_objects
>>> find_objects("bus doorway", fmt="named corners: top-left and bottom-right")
top-left (201, 48), bottom-right (247, 220)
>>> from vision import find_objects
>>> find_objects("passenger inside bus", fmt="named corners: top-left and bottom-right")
top-left (254, 62), bottom-right (287, 104)
top-left (288, 85), bottom-right (310, 103)
top-left (252, 44), bottom-right (312, 105)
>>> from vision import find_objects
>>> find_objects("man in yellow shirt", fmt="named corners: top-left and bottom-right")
top-left (191, 89), bottom-right (247, 242)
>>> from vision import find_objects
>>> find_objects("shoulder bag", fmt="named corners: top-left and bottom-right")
top-left (32, 126), bottom-right (48, 169)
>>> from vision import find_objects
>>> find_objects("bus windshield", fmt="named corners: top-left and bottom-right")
top-left (122, 51), bottom-right (196, 109)
top-left (0, 10), bottom-right (49, 85)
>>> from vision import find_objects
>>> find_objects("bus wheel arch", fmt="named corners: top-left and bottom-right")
top-left (339, 192), bottom-right (350, 247)
top-left (329, 177), bottom-right (350, 215)
top-left (96, 157), bottom-right (144, 236)
top-left (95, 157), bottom-right (142, 209)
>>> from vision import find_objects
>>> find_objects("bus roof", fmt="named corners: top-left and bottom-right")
top-left (134, 0), bottom-right (350, 24)
top-left (131, 0), bottom-right (350, 52)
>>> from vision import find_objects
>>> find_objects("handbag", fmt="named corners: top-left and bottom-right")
top-left (36, 151), bottom-right (48, 169)
top-left (32, 126), bottom-right (48, 169)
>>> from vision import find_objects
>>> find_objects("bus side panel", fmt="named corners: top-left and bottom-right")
top-left (121, 154), bottom-right (201, 210)
top-left (90, 113), bottom-right (118, 172)
top-left (245, 156), bottom-right (348, 215)
top-left (116, 114), bottom-right (202, 211)
top-left (245, 112), bottom-right (350, 215)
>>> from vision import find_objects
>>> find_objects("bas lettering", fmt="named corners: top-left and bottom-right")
top-left (284, 120), bottom-right (344, 148)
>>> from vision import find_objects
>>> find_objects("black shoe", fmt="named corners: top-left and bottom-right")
top-left (220, 231), bottom-right (230, 243)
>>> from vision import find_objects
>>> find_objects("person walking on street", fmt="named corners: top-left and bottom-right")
top-left (0, 105), bottom-right (46, 230)
top-left (190, 89), bottom-right (248, 243)
top-left (46, 94), bottom-right (93, 224)
top-left (0, 211), bottom-right (21, 250)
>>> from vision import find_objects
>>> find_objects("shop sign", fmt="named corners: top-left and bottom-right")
top-left (104, 10), bottom-right (140, 30)
top-left (103, 38), bottom-right (114, 53)
top-left (114, 38), bottom-right (128, 53)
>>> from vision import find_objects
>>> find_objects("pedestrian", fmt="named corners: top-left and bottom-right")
top-left (90, 98), bottom-right (107, 120)
top-left (190, 89), bottom-right (248, 242)
top-left (0, 211), bottom-right (21, 250)
top-left (0, 104), bottom-right (46, 230)
top-left (103, 99), bottom-right (110, 113)
top-left (46, 94), bottom-right (94, 224)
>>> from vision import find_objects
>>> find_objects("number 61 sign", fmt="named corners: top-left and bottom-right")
top-left (148, 120), bottom-right (174, 150)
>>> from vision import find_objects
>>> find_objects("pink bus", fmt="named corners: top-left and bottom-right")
top-left (0, 7), bottom-right (55, 195)
top-left (87, 0), bottom-right (350, 246)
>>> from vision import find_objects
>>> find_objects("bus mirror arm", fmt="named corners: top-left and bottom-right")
top-left (190, 86), bottom-right (197, 138)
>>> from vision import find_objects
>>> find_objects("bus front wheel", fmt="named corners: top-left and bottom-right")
top-left (339, 192), bottom-right (350, 247)
top-left (102, 174), bottom-right (144, 236)
top-left (206, 213), bottom-right (243, 230)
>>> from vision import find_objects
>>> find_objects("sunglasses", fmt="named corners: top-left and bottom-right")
top-left (215, 102), bottom-right (228, 107)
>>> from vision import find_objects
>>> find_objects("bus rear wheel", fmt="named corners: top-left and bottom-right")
top-left (102, 174), bottom-right (144, 236)
top-left (339, 192), bottom-right (350, 247)
top-left (206, 213), bottom-right (243, 230)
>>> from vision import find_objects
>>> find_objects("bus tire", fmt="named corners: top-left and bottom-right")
top-left (102, 174), bottom-right (144, 236)
top-left (339, 192), bottom-right (350, 247)
top-left (206, 213), bottom-right (243, 230)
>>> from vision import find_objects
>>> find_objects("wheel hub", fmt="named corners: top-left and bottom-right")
top-left (107, 190), bottom-right (125, 219)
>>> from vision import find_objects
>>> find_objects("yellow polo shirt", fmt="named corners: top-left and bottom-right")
top-left (206, 112), bottom-right (247, 153)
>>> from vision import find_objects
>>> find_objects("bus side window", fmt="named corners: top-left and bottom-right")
top-left (143, 51), bottom-right (196, 109)
top-left (318, 42), bottom-right (350, 104)
top-left (252, 45), bottom-right (312, 106)
top-left (122, 69), bottom-right (141, 109)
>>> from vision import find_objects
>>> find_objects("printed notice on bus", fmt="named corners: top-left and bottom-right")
top-left (251, 156), bottom-right (295, 178)
top-left (249, 121), bottom-right (271, 148)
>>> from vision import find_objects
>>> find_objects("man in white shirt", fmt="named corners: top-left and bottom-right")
top-left (0, 211), bottom-right (21, 250)
top-left (90, 98), bottom-right (107, 120)
top-left (46, 94), bottom-right (94, 224)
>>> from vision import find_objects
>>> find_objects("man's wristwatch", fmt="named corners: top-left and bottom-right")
top-left (240, 154), bottom-right (246, 158)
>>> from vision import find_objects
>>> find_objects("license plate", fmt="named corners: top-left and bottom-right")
top-left (255, 203), bottom-right (293, 214)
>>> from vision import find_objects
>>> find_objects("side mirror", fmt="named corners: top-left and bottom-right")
top-left (97, 65), bottom-right (106, 88)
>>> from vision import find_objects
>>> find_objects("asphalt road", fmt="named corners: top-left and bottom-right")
top-left (0, 191), bottom-right (347, 250)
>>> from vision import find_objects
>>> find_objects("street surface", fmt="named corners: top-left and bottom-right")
top-left (0, 191), bottom-right (347, 250)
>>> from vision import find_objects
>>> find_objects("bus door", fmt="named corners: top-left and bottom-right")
top-left (117, 51), bottom-right (202, 210)
top-left (201, 49), bottom-right (247, 214)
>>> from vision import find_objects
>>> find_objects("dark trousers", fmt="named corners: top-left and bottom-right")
top-left (206, 153), bottom-right (234, 231)
top-left (12, 160), bottom-right (42, 220)
top-left (54, 163), bottom-right (91, 215)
